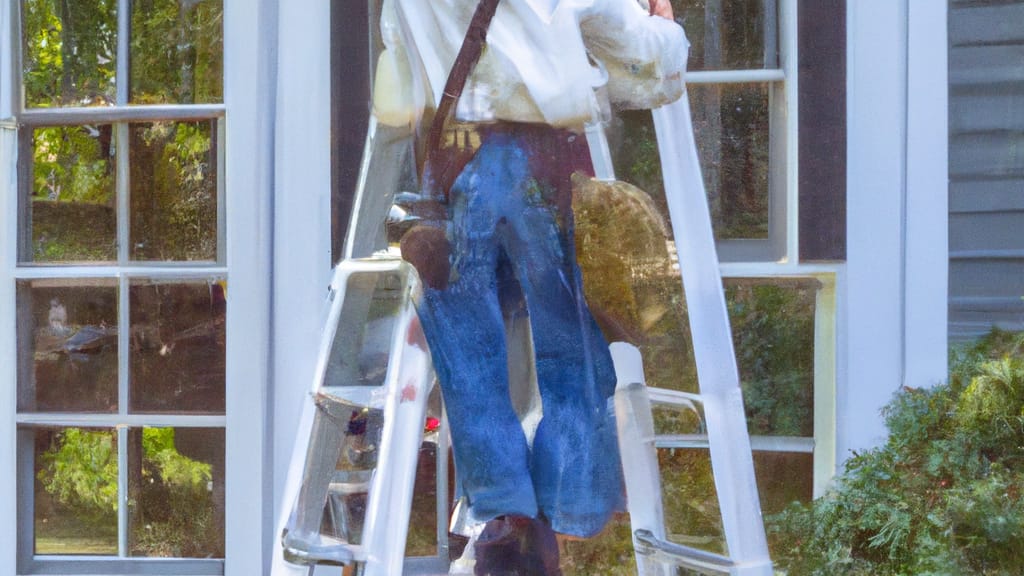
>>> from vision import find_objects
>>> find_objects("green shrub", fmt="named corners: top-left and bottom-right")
top-left (37, 427), bottom-right (218, 557)
top-left (768, 330), bottom-right (1024, 576)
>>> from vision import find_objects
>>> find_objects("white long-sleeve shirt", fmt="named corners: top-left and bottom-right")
top-left (375, 0), bottom-right (689, 130)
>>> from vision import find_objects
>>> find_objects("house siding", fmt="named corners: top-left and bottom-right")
top-left (949, 0), bottom-right (1024, 340)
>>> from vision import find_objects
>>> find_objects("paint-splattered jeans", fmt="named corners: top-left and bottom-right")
top-left (414, 126), bottom-right (623, 538)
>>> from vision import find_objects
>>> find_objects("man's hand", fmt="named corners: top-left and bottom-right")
top-left (649, 0), bottom-right (674, 20)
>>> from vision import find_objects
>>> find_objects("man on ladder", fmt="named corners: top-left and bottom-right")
top-left (381, 0), bottom-right (685, 573)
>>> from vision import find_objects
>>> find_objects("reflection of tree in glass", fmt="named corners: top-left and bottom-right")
top-left (30, 125), bottom-right (117, 261)
top-left (131, 0), bottom-right (223, 104)
top-left (673, 0), bottom-right (768, 71)
top-left (35, 427), bottom-right (221, 557)
top-left (129, 428), bottom-right (222, 558)
top-left (32, 126), bottom-right (114, 204)
top-left (22, 0), bottom-right (118, 107)
top-left (37, 428), bottom-right (119, 520)
top-left (130, 121), bottom-right (218, 261)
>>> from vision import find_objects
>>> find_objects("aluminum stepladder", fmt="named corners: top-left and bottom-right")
top-left (272, 95), bottom-right (774, 576)
top-left (588, 95), bottom-right (774, 575)
top-left (272, 255), bottom-right (453, 576)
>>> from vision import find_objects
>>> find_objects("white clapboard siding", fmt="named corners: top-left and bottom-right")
top-left (948, 0), bottom-right (1024, 339)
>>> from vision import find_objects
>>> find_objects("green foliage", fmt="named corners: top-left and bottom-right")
top-left (140, 427), bottom-right (212, 489)
top-left (38, 429), bottom-right (119, 521)
top-left (37, 427), bottom-right (217, 557)
top-left (32, 125), bottom-right (114, 204)
top-left (22, 0), bottom-right (118, 107)
top-left (728, 282), bottom-right (815, 437)
top-left (561, 516), bottom-right (638, 576)
top-left (768, 330), bottom-right (1024, 576)
top-left (130, 121), bottom-right (218, 261)
top-left (130, 0), bottom-right (223, 104)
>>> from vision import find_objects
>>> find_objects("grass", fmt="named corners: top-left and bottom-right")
top-left (34, 512), bottom-right (118, 555)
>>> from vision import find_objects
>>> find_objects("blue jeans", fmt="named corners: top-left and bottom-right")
top-left (415, 127), bottom-right (623, 538)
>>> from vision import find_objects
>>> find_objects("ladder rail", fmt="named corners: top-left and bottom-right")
top-left (652, 94), bottom-right (773, 573)
top-left (273, 259), bottom-right (445, 576)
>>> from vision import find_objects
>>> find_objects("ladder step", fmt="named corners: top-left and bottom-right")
top-left (634, 529), bottom-right (735, 574)
top-left (634, 530), bottom-right (774, 576)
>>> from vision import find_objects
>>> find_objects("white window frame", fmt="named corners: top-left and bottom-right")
top-left (696, 0), bottom-right (839, 499)
top-left (0, 0), bottom-right (273, 574)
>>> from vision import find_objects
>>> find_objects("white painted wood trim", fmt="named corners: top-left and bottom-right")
top-left (843, 0), bottom-right (948, 466)
top-left (0, 106), bottom-right (18, 576)
top-left (844, 0), bottom-right (909, 459)
top-left (224, 0), bottom-right (277, 574)
top-left (813, 275), bottom-right (837, 497)
top-left (270, 0), bottom-right (334, 570)
top-left (1, 2), bottom-right (17, 571)
top-left (904, 0), bottom-right (948, 390)
top-left (780, 0), bottom-right (799, 264)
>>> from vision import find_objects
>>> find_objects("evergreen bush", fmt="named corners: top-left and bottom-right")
top-left (768, 330), bottom-right (1024, 576)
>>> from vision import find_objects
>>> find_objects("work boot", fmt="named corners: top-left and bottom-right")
top-left (473, 515), bottom-right (561, 576)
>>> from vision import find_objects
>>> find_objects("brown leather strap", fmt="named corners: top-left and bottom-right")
top-left (425, 0), bottom-right (501, 166)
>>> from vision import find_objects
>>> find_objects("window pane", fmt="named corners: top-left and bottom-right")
top-left (129, 279), bottom-right (225, 414)
top-left (690, 83), bottom-right (772, 240)
top-left (32, 427), bottom-right (119, 555)
top-left (324, 270), bottom-right (408, 389)
top-left (726, 279), bottom-right (816, 438)
top-left (660, 448), bottom-right (725, 554)
top-left (21, 0), bottom-right (118, 108)
top-left (672, 0), bottom-right (775, 71)
top-left (130, 0), bottom-right (223, 104)
top-left (752, 451), bottom-right (813, 515)
top-left (17, 280), bottom-right (118, 413)
top-left (127, 427), bottom-right (224, 558)
top-left (129, 120), bottom-right (219, 262)
top-left (21, 125), bottom-right (117, 263)
top-left (610, 83), bottom-right (772, 244)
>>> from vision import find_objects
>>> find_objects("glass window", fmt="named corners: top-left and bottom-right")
top-left (130, 0), bottom-right (223, 105)
top-left (17, 279), bottom-right (119, 413)
top-left (13, 0), bottom-right (225, 573)
top-left (676, 0), bottom-right (778, 70)
top-left (604, 0), bottom-right (788, 261)
top-left (31, 427), bottom-right (120, 555)
top-left (21, 0), bottom-right (119, 108)
top-left (20, 125), bottom-right (117, 263)
top-left (129, 120), bottom-right (220, 262)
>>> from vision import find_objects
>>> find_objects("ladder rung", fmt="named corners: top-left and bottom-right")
top-left (281, 533), bottom-right (363, 566)
top-left (647, 434), bottom-right (817, 453)
top-left (647, 387), bottom-right (703, 408)
top-left (634, 529), bottom-right (735, 574)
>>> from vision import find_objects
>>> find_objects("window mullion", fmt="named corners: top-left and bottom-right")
top-left (117, 426), bottom-right (129, 557)
top-left (117, 123), bottom-right (131, 264)
top-left (13, 266), bottom-right (229, 280)
top-left (16, 413), bottom-right (228, 427)
top-left (764, 0), bottom-right (779, 69)
top-left (119, 278), bottom-right (130, 417)
top-left (216, 117), bottom-right (226, 265)
top-left (781, 0), bottom-right (800, 263)
top-left (118, 0), bottom-right (131, 106)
